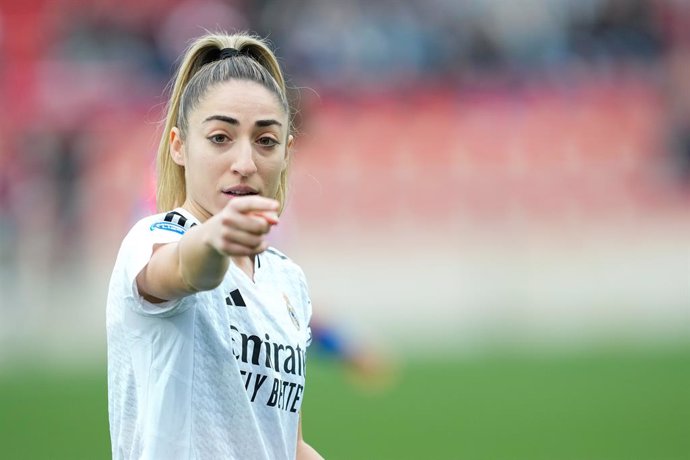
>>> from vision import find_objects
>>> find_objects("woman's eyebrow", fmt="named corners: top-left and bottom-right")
top-left (203, 114), bottom-right (239, 125)
top-left (255, 119), bottom-right (283, 128)
top-left (202, 115), bottom-right (282, 128)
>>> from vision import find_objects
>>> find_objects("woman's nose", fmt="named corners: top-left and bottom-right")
top-left (231, 140), bottom-right (258, 177)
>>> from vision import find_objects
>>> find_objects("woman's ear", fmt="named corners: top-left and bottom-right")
top-left (170, 127), bottom-right (185, 166)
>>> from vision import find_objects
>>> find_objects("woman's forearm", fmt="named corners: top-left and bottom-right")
top-left (136, 223), bottom-right (229, 302)
top-left (177, 223), bottom-right (230, 292)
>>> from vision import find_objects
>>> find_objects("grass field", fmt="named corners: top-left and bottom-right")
top-left (1, 346), bottom-right (688, 459)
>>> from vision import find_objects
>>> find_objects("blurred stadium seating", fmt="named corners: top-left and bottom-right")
top-left (1, 0), bottom-right (688, 356)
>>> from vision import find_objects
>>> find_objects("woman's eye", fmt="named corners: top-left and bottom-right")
top-left (209, 134), bottom-right (228, 144)
top-left (257, 137), bottom-right (279, 147)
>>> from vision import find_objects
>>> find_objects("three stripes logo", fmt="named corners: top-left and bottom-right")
top-left (225, 289), bottom-right (247, 307)
top-left (150, 211), bottom-right (198, 234)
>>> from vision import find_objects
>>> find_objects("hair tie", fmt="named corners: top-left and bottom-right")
top-left (219, 48), bottom-right (241, 60)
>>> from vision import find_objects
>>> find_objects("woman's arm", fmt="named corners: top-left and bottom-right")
top-left (136, 196), bottom-right (279, 302)
top-left (297, 414), bottom-right (324, 460)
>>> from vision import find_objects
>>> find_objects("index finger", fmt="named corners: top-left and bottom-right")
top-left (226, 195), bottom-right (280, 214)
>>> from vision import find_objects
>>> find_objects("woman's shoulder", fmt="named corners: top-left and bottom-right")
top-left (263, 246), bottom-right (290, 262)
top-left (113, 211), bottom-right (194, 258)
top-left (125, 209), bottom-right (197, 240)
top-left (262, 247), bottom-right (306, 279)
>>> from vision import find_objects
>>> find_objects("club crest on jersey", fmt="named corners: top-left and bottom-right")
top-left (150, 221), bottom-right (185, 234)
top-left (283, 293), bottom-right (300, 330)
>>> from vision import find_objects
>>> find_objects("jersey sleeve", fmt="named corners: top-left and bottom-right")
top-left (114, 216), bottom-right (195, 317)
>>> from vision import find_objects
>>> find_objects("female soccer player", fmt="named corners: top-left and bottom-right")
top-left (106, 32), bottom-right (323, 460)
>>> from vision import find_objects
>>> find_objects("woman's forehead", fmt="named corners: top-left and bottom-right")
top-left (194, 80), bottom-right (287, 122)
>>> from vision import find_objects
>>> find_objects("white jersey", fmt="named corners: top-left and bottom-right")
top-left (106, 208), bottom-right (312, 460)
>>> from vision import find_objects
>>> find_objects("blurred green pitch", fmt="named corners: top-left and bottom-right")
top-left (1, 347), bottom-right (688, 459)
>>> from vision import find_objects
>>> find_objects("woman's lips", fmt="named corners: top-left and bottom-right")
top-left (221, 185), bottom-right (259, 197)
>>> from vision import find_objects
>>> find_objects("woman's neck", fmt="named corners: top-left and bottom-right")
top-left (231, 256), bottom-right (255, 281)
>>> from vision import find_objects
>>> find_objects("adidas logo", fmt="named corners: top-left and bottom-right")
top-left (164, 211), bottom-right (197, 230)
top-left (225, 289), bottom-right (246, 307)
